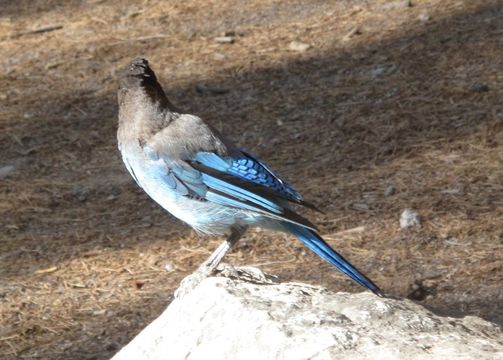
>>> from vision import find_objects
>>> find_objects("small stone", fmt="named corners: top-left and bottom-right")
top-left (445, 238), bottom-right (470, 246)
top-left (73, 188), bottom-right (89, 202)
top-left (164, 262), bottom-right (175, 272)
top-left (371, 64), bottom-right (397, 78)
top-left (471, 82), bottom-right (489, 93)
top-left (382, 0), bottom-right (412, 10)
top-left (384, 185), bottom-right (396, 197)
top-left (418, 13), bottom-right (430, 22)
top-left (288, 41), bottom-right (311, 52)
top-left (400, 209), bottom-right (421, 229)
top-left (352, 203), bottom-right (369, 211)
top-left (93, 309), bottom-right (107, 316)
top-left (440, 185), bottom-right (464, 195)
top-left (214, 36), bottom-right (235, 44)
top-left (0, 165), bottom-right (15, 179)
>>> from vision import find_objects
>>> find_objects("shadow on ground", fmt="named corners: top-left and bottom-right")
top-left (1, 1), bottom-right (502, 358)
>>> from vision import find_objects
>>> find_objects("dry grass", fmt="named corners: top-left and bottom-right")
top-left (1, 0), bottom-right (502, 358)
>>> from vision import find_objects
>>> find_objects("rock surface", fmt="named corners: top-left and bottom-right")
top-left (112, 268), bottom-right (503, 360)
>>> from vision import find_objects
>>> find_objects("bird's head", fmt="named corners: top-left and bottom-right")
top-left (117, 58), bottom-right (172, 110)
top-left (118, 58), bottom-right (157, 89)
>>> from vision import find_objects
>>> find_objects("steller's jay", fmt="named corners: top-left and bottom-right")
top-left (117, 58), bottom-right (383, 296)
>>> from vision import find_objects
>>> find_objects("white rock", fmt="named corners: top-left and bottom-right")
top-left (288, 41), bottom-right (311, 52)
top-left (92, 309), bottom-right (107, 316)
top-left (164, 261), bottom-right (174, 272)
top-left (112, 269), bottom-right (502, 360)
top-left (384, 185), bottom-right (396, 197)
top-left (418, 13), bottom-right (431, 22)
top-left (400, 208), bottom-right (421, 229)
top-left (214, 36), bottom-right (234, 44)
top-left (0, 165), bottom-right (15, 179)
top-left (381, 0), bottom-right (412, 10)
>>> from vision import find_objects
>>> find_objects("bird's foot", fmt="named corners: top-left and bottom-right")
top-left (174, 262), bottom-right (238, 299)
top-left (174, 264), bottom-right (213, 299)
top-left (214, 262), bottom-right (239, 278)
top-left (175, 263), bottom-right (281, 299)
top-left (215, 264), bottom-right (280, 285)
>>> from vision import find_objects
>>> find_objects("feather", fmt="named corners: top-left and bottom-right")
top-left (282, 222), bottom-right (383, 296)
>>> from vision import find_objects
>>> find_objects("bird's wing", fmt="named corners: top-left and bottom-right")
top-left (142, 116), bottom-right (317, 230)
top-left (192, 151), bottom-right (322, 212)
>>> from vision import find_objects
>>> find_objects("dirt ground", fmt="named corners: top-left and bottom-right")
top-left (0, 0), bottom-right (502, 358)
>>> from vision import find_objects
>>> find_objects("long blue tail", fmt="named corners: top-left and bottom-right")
top-left (282, 222), bottom-right (383, 296)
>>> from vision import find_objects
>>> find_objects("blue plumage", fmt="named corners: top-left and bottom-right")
top-left (195, 151), bottom-right (303, 203)
top-left (229, 157), bottom-right (289, 195)
top-left (282, 222), bottom-right (383, 296)
top-left (117, 58), bottom-right (383, 296)
top-left (200, 172), bottom-right (283, 214)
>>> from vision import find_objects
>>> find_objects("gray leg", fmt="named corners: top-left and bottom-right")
top-left (175, 227), bottom-right (246, 298)
top-left (199, 227), bottom-right (245, 273)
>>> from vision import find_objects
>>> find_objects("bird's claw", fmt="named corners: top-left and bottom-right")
top-left (215, 262), bottom-right (239, 278)
top-left (174, 265), bottom-right (212, 299)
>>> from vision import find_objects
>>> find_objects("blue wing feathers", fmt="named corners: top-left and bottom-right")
top-left (205, 191), bottom-right (270, 213)
top-left (201, 173), bottom-right (283, 214)
top-left (146, 147), bottom-right (320, 224)
top-left (193, 152), bottom-right (229, 172)
top-left (230, 152), bottom-right (302, 201)
top-left (188, 160), bottom-right (318, 230)
top-left (194, 150), bottom-right (302, 202)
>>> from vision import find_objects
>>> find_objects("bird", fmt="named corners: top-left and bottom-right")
top-left (117, 58), bottom-right (383, 297)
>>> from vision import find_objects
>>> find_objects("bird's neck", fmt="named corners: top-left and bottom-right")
top-left (118, 89), bottom-right (175, 143)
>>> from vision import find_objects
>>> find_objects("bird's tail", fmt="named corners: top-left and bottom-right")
top-left (281, 222), bottom-right (384, 297)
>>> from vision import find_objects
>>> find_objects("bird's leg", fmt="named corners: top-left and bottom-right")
top-left (175, 227), bottom-right (245, 298)
top-left (199, 227), bottom-right (244, 274)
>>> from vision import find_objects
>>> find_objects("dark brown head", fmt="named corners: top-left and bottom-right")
top-left (118, 58), bottom-right (173, 110)
top-left (119, 58), bottom-right (157, 88)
